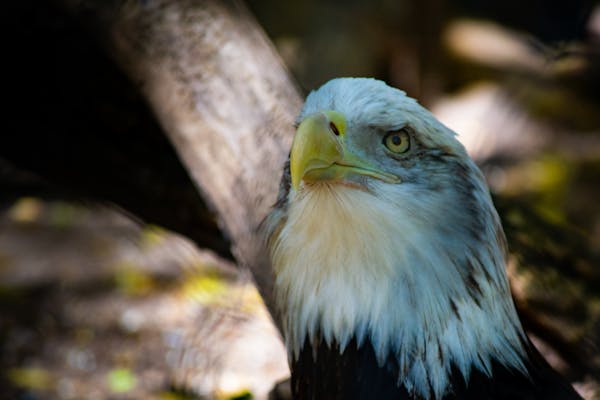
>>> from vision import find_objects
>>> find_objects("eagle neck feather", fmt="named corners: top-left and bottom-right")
top-left (269, 180), bottom-right (528, 399)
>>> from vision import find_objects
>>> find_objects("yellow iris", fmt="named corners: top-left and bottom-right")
top-left (383, 130), bottom-right (410, 153)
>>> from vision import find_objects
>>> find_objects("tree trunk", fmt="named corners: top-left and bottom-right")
top-left (58, 0), bottom-right (303, 313)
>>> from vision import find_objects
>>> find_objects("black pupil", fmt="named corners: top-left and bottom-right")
top-left (330, 122), bottom-right (340, 136)
top-left (391, 134), bottom-right (402, 145)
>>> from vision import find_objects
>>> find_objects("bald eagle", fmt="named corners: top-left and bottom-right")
top-left (264, 78), bottom-right (581, 399)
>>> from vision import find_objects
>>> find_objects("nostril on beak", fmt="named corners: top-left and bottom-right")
top-left (329, 121), bottom-right (340, 136)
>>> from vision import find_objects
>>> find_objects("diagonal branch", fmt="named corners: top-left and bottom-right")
top-left (59, 0), bottom-right (302, 313)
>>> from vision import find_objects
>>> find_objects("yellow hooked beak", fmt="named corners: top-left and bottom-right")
top-left (290, 110), bottom-right (400, 190)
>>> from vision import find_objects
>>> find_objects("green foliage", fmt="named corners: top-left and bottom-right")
top-left (226, 390), bottom-right (253, 400)
top-left (140, 225), bottom-right (168, 248)
top-left (48, 202), bottom-right (81, 229)
top-left (181, 273), bottom-right (230, 305)
top-left (113, 263), bottom-right (156, 296)
top-left (7, 367), bottom-right (52, 391)
top-left (107, 368), bottom-right (137, 393)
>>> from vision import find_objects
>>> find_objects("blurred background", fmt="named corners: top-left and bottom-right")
top-left (1, 0), bottom-right (599, 398)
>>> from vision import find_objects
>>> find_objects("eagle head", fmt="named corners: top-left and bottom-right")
top-left (263, 78), bottom-right (574, 399)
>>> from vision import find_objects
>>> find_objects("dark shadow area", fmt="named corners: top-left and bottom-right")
top-left (2, 1), bottom-right (231, 258)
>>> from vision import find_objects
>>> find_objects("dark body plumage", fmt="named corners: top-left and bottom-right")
top-left (291, 336), bottom-right (581, 400)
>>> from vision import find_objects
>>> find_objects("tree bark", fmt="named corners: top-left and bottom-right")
top-left (58, 0), bottom-right (302, 313)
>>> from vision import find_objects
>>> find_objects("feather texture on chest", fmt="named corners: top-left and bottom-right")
top-left (267, 180), bottom-right (528, 399)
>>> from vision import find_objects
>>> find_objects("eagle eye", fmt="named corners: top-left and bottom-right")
top-left (383, 129), bottom-right (410, 153)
